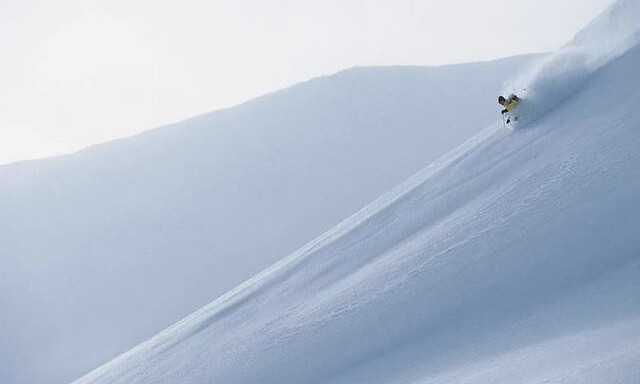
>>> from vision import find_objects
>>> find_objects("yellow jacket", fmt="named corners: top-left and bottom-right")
top-left (504, 98), bottom-right (519, 111)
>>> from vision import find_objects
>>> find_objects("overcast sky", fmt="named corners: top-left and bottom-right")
top-left (0, 0), bottom-right (614, 165)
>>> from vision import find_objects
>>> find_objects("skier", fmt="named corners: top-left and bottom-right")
top-left (498, 94), bottom-right (520, 124)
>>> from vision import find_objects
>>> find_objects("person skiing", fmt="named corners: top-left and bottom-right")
top-left (498, 94), bottom-right (520, 124)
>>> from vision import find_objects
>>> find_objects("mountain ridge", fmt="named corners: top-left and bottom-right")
top-left (0, 55), bottom-right (533, 384)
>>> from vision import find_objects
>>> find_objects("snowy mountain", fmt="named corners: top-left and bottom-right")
top-left (0, 56), bottom-right (530, 384)
top-left (69, 1), bottom-right (640, 384)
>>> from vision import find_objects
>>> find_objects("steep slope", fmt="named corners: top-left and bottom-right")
top-left (0, 57), bottom-right (531, 384)
top-left (71, 1), bottom-right (640, 384)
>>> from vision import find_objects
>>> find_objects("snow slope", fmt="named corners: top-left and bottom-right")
top-left (71, 1), bottom-right (640, 383)
top-left (0, 56), bottom-right (530, 384)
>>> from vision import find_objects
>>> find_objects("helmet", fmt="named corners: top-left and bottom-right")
top-left (498, 95), bottom-right (506, 104)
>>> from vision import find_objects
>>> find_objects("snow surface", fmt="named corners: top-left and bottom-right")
top-left (71, 1), bottom-right (640, 383)
top-left (0, 56), bottom-right (530, 384)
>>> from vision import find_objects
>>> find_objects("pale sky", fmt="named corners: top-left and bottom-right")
top-left (0, 0), bottom-right (614, 165)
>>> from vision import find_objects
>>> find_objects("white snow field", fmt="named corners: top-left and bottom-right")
top-left (70, 1), bottom-right (640, 384)
top-left (0, 54), bottom-right (531, 384)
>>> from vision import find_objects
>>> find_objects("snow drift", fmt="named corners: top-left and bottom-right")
top-left (71, 1), bottom-right (640, 384)
top-left (503, 0), bottom-right (640, 122)
top-left (0, 57), bottom-right (530, 384)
